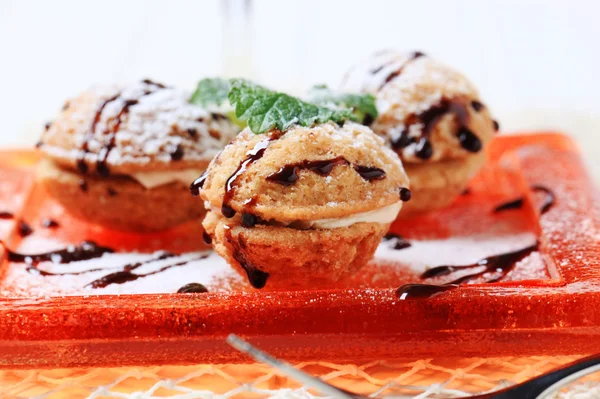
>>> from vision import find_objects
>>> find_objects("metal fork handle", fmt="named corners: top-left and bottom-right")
top-left (470, 354), bottom-right (600, 399)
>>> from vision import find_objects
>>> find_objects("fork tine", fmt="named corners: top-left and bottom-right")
top-left (226, 334), bottom-right (365, 399)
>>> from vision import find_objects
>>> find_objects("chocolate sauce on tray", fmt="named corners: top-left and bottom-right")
top-left (0, 212), bottom-right (14, 219)
top-left (177, 282), bottom-right (209, 293)
top-left (396, 283), bottom-right (458, 299)
top-left (5, 241), bottom-right (113, 265)
top-left (420, 243), bottom-right (537, 285)
top-left (493, 120), bottom-right (500, 132)
top-left (493, 198), bottom-right (524, 213)
top-left (395, 243), bottom-right (538, 300)
top-left (190, 171), bottom-right (208, 196)
top-left (492, 186), bottom-right (554, 215)
top-left (41, 218), bottom-right (60, 228)
top-left (202, 230), bottom-right (212, 244)
top-left (532, 185), bottom-right (555, 214)
top-left (383, 233), bottom-right (412, 250)
top-left (17, 220), bottom-right (33, 237)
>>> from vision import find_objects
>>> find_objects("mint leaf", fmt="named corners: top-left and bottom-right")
top-left (308, 85), bottom-right (378, 125)
top-left (228, 79), bottom-right (355, 134)
top-left (190, 78), bottom-right (231, 107)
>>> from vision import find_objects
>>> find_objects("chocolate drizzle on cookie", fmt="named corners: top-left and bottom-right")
top-left (396, 243), bottom-right (538, 300)
top-left (222, 131), bottom-right (283, 218)
top-left (77, 80), bottom-right (167, 177)
top-left (378, 51), bottom-right (426, 89)
top-left (225, 229), bottom-right (269, 289)
top-left (190, 171), bottom-right (208, 196)
top-left (202, 230), bottom-right (212, 244)
top-left (390, 97), bottom-right (482, 160)
top-left (266, 157), bottom-right (387, 186)
top-left (399, 187), bottom-right (412, 202)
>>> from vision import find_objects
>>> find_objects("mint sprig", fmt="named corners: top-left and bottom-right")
top-left (228, 79), bottom-right (355, 134)
top-left (308, 84), bottom-right (378, 125)
top-left (190, 78), bottom-right (231, 107)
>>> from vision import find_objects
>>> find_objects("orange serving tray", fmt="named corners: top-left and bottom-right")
top-left (0, 133), bottom-right (599, 369)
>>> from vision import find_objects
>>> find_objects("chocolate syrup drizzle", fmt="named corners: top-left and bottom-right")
top-left (225, 229), bottom-right (269, 289)
top-left (0, 212), bottom-right (14, 219)
top-left (378, 51), bottom-right (426, 89)
top-left (266, 157), bottom-right (386, 186)
top-left (202, 230), bottom-right (212, 244)
top-left (177, 282), bottom-right (208, 293)
top-left (493, 185), bottom-right (554, 215)
top-left (395, 243), bottom-right (538, 300)
top-left (17, 220), bottom-right (33, 237)
top-left (494, 198), bottom-right (524, 213)
top-left (390, 97), bottom-right (481, 160)
top-left (4, 241), bottom-right (113, 265)
top-left (86, 253), bottom-right (208, 289)
top-left (3, 241), bottom-right (208, 290)
top-left (383, 233), bottom-right (412, 250)
top-left (396, 283), bottom-right (458, 299)
top-left (222, 133), bottom-right (282, 218)
top-left (399, 187), bottom-right (412, 202)
top-left (532, 185), bottom-right (555, 214)
top-left (77, 80), bottom-right (166, 177)
top-left (190, 171), bottom-right (208, 196)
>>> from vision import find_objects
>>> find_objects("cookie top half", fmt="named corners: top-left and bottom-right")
top-left (200, 121), bottom-right (409, 223)
top-left (341, 51), bottom-right (497, 163)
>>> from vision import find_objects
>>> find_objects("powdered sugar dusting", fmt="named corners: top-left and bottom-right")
top-left (42, 81), bottom-right (239, 168)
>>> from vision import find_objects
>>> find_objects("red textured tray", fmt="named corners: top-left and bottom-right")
top-left (1, 133), bottom-right (599, 369)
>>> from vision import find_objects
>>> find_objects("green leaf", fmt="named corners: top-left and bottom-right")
top-left (228, 79), bottom-right (356, 134)
top-left (190, 78), bottom-right (231, 107)
top-left (308, 85), bottom-right (378, 125)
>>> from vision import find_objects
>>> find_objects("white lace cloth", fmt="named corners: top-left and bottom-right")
top-left (2, 356), bottom-right (599, 399)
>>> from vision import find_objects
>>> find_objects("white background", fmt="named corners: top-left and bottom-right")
top-left (1, 0), bottom-right (599, 176)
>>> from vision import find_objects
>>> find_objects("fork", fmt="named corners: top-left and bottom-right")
top-left (227, 334), bottom-right (600, 399)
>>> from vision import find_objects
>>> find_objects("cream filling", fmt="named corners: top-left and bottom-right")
top-left (132, 169), bottom-right (204, 189)
top-left (303, 202), bottom-right (402, 229)
top-left (209, 201), bottom-right (402, 230)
